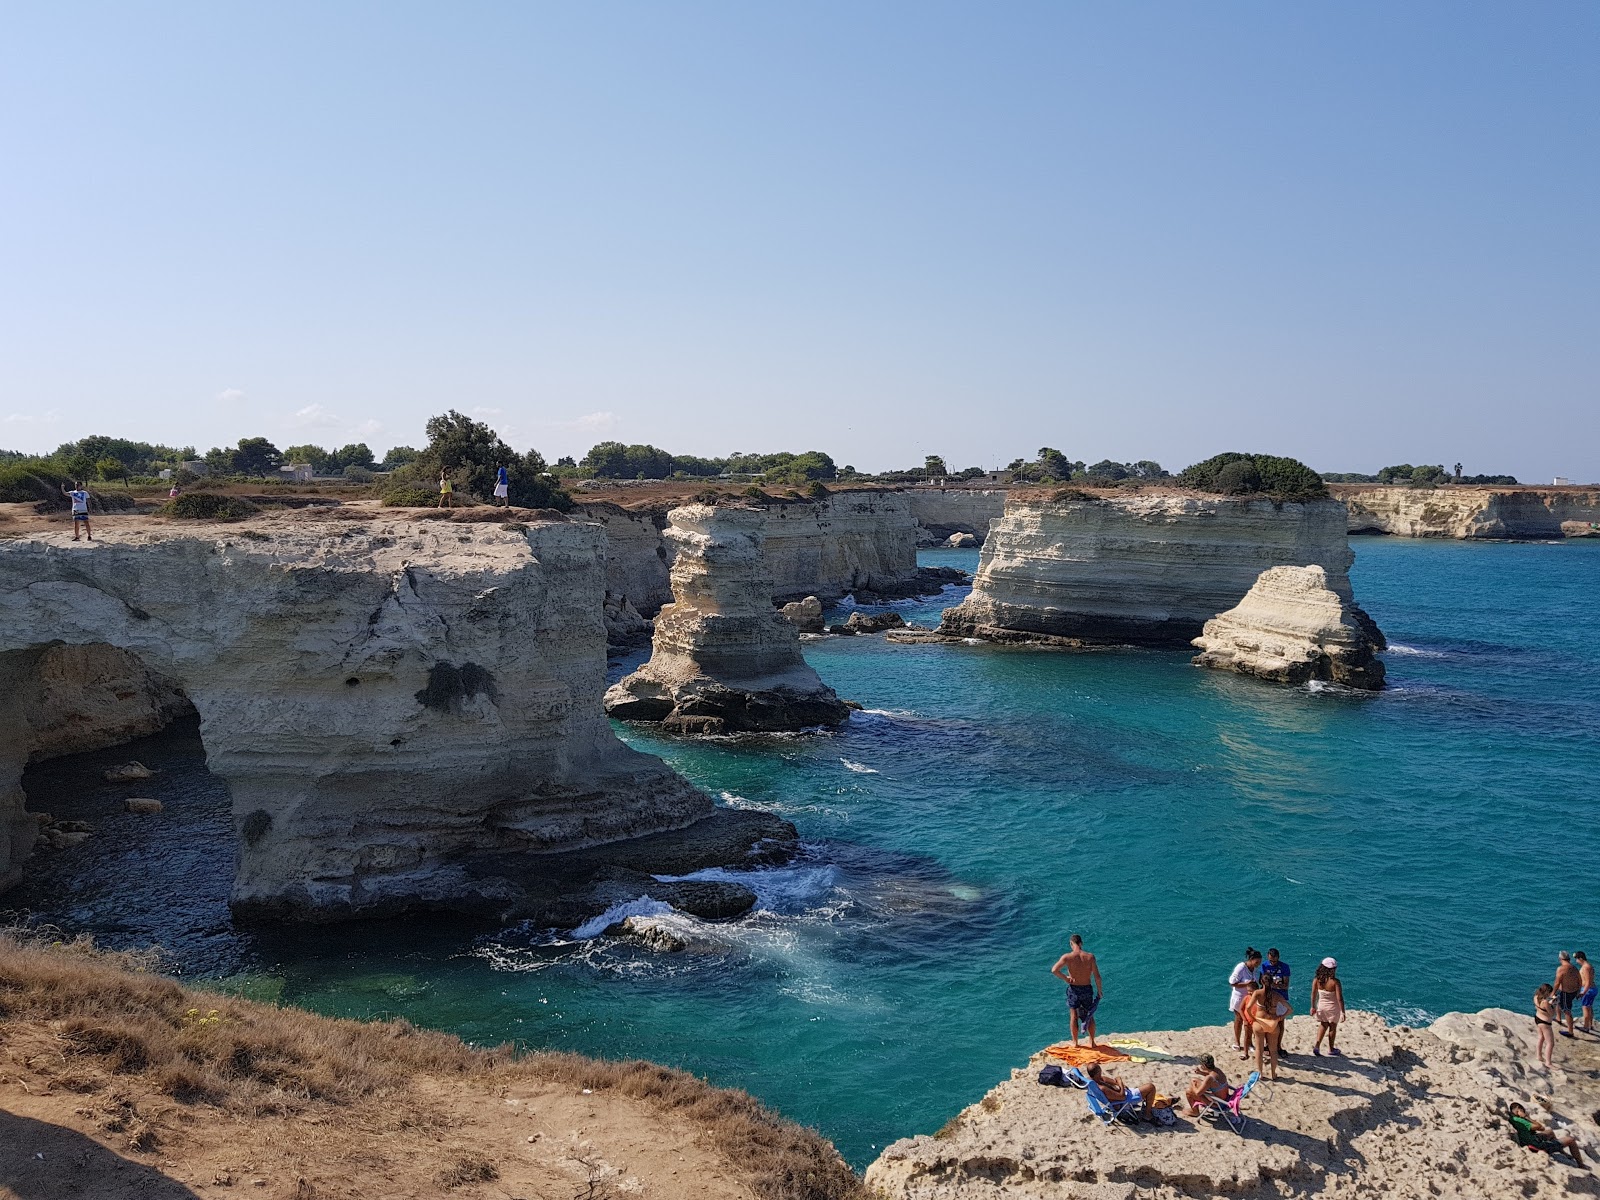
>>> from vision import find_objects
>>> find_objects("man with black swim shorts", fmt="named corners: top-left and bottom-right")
top-left (1051, 934), bottom-right (1103, 1049)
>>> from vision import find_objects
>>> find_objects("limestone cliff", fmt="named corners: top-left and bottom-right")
top-left (21, 642), bottom-right (195, 762)
top-left (901, 488), bottom-right (1007, 545)
top-left (580, 490), bottom-right (925, 610)
top-left (1337, 485), bottom-right (1600, 539)
top-left (940, 493), bottom-right (1356, 647)
top-left (1191, 564), bottom-right (1386, 689)
top-left (605, 505), bottom-right (851, 733)
top-left (0, 515), bottom-right (713, 913)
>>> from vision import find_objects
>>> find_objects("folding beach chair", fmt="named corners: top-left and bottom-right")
top-left (1062, 1066), bottom-right (1089, 1090)
top-left (1200, 1070), bottom-right (1260, 1134)
top-left (1084, 1080), bottom-right (1145, 1128)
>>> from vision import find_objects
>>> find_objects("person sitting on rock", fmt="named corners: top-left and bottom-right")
top-left (1085, 1064), bottom-right (1155, 1113)
top-left (1184, 1054), bottom-right (1231, 1115)
top-left (1507, 1103), bottom-right (1586, 1168)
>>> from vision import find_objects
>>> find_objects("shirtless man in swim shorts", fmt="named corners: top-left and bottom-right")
top-left (1051, 934), bottom-right (1103, 1049)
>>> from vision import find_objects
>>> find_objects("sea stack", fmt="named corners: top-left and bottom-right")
top-left (1191, 564), bottom-right (1387, 689)
top-left (604, 505), bottom-right (851, 734)
top-left (940, 491), bottom-right (1358, 647)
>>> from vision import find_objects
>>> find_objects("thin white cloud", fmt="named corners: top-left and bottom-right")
top-left (217, 388), bottom-right (245, 402)
top-left (287, 405), bottom-right (384, 439)
top-left (554, 411), bottom-right (618, 432)
top-left (4, 409), bottom-right (60, 424)
top-left (471, 406), bottom-right (504, 417)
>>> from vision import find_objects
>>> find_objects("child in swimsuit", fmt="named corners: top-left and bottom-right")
top-left (1534, 983), bottom-right (1557, 1069)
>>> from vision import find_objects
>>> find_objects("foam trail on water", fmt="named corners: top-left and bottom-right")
top-left (569, 896), bottom-right (673, 940)
top-left (1388, 643), bottom-right (1447, 658)
top-left (841, 759), bottom-right (879, 774)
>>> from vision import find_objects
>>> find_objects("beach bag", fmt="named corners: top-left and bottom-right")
top-left (1153, 1100), bottom-right (1179, 1126)
top-left (1037, 1064), bottom-right (1067, 1087)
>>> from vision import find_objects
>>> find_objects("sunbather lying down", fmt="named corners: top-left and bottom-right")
top-left (1086, 1064), bottom-right (1156, 1110)
top-left (1508, 1103), bottom-right (1587, 1169)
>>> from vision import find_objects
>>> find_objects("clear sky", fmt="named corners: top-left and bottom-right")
top-left (2, 3), bottom-right (1595, 480)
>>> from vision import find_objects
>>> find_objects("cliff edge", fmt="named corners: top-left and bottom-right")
top-left (867, 1009), bottom-right (1600, 1199)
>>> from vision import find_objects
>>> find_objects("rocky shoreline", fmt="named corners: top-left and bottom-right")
top-left (868, 1009), bottom-right (1600, 1199)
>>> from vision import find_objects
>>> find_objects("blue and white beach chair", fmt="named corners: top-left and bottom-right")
top-left (1084, 1079), bottom-right (1145, 1128)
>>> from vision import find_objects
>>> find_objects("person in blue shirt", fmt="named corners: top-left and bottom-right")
top-left (1261, 948), bottom-right (1293, 1054)
top-left (493, 464), bottom-right (510, 507)
top-left (61, 482), bottom-right (92, 541)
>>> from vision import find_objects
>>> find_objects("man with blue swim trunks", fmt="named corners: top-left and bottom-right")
top-left (1051, 934), bottom-right (1103, 1049)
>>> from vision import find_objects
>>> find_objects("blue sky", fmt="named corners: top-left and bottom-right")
top-left (2, 3), bottom-right (1595, 480)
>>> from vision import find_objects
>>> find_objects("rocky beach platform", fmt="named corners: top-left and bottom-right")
top-left (867, 1010), bottom-right (1600, 1199)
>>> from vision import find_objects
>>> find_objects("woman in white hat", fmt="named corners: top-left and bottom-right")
top-left (1311, 958), bottom-right (1345, 1056)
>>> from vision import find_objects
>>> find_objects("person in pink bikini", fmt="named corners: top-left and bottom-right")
top-left (1311, 958), bottom-right (1345, 1056)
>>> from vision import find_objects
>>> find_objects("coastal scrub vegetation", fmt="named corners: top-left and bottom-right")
top-left (0, 931), bottom-right (867, 1200)
top-left (381, 410), bottom-right (570, 510)
top-left (574, 441), bottom-right (843, 486)
top-left (1178, 452), bottom-right (1329, 501)
top-left (163, 493), bottom-right (262, 521)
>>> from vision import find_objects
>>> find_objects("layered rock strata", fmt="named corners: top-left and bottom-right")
top-left (0, 515), bottom-right (718, 914)
top-left (604, 505), bottom-right (851, 734)
top-left (1337, 485), bottom-right (1600, 539)
top-left (1191, 564), bottom-right (1386, 689)
top-left (868, 1009), bottom-right (1600, 1200)
top-left (941, 493), bottom-right (1358, 647)
top-left (903, 488), bottom-right (1008, 545)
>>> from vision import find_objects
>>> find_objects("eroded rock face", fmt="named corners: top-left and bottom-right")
top-left (1192, 564), bottom-right (1386, 689)
top-left (1337, 485), bottom-right (1600, 539)
top-left (868, 1010), bottom-right (1599, 1200)
top-left (941, 493), bottom-right (1357, 647)
top-left (21, 642), bottom-right (195, 762)
top-left (903, 488), bottom-right (1007, 545)
top-left (779, 596), bottom-right (825, 634)
top-left (604, 506), bottom-right (851, 734)
top-left (0, 517), bottom-right (712, 915)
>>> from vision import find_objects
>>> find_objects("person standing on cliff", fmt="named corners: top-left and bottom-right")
top-left (1554, 951), bottom-right (1583, 1039)
top-left (61, 482), bottom-right (92, 541)
top-left (438, 469), bottom-right (453, 509)
top-left (1051, 934), bottom-right (1103, 1049)
top-left (1261, 949), bottom-right (1293, 1054)
top-left (1229, 948), bottom-right (1263, 1058)
top-left (1576, 952), bottom-right (1595, 1036)
top-left (494, 464), bottom-right (510, 507)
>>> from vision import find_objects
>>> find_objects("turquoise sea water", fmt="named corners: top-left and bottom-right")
top-left (14, 537), bottom-right (1600, 1168)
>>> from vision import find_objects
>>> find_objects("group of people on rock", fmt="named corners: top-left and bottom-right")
top-left (1048, 938), bottom-right (1347, 1118)
top-left (1532, 950), bottom-right (1596, 1068)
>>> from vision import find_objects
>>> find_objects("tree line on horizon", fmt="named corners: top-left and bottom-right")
top-left (0, 423), bottom-right (1528, 509)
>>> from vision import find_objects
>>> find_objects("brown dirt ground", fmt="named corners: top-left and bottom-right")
top-left (0, 937), bottom-right (864, 1200)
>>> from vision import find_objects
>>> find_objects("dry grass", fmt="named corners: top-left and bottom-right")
top-left (0, 930), bottom-right (867, 1200)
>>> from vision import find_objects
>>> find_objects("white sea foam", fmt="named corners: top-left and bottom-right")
top-left (841, 759), bottom-right (879, 774)
top-left (855, 707), bottom-right (919, 720)
top-left (1387, 643), bottom-right (1447, 658)
top-left (569, 896), bottom-right (673, 940)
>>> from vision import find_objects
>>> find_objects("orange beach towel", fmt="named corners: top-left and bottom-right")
top-left (1044, 1043), bottom-right (1132, 1067)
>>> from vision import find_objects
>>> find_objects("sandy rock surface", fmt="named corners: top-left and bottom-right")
top-left (940, 493), bottom-right (1358, 648)
top-left (1191, 564), bottom-right (1387, 689)
top-left (867, 1010), bottom-right (1600, 1199)
top-left (606, 505), bottom-right (850, 733)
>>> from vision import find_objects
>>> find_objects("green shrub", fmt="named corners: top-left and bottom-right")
top-left (1178, 452), bottom-right (1327, 501)
top-left (163, 493), bottom-right (261, 521)
top-left (381, 486), bottom-right (446, 507)
top-left (0, 461), bottom-right (71, 504)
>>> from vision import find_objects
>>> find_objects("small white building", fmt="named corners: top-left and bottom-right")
top-left (1554, 476), bottom-right (1571, 486)
top-left (279, 463), bottom-right (316, 482)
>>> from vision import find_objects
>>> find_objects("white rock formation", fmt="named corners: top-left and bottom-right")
top-left (0, 515), bottom-right (711, 911)
top-left (941, 493), bottom-right (1358, 646)
top-left (579, 490), bottom-right (926, 609)
top-left (1337, 485), bottom-right (1600, 539)
top-left (604, 506), bottom-right (851, 733)
top-left (868, 1009), bottom-right (1599, 1199)
top-left (1191, 564), bottom-right (1386, 689)
top-left (20, 642), bottom-right (194, 762)
top-left (903, 488), bottom-right (1007, 544)
top-left (779, 596), bottom-right (825, 634)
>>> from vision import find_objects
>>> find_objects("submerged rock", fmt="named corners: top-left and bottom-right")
top-left (103, 762), bottom-right (156, 783)
top-left (123, 797), bottom-right (164, 814)
top-left (1191, 564), bottom-right (1386, 689)
top-left (841, 611), bottom-right (906, 634)
top-left (605, 506), bottom-right (851, 734)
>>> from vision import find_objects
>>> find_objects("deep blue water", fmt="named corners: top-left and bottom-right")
top-left (14, 537), bottom-right (1600, 1168)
